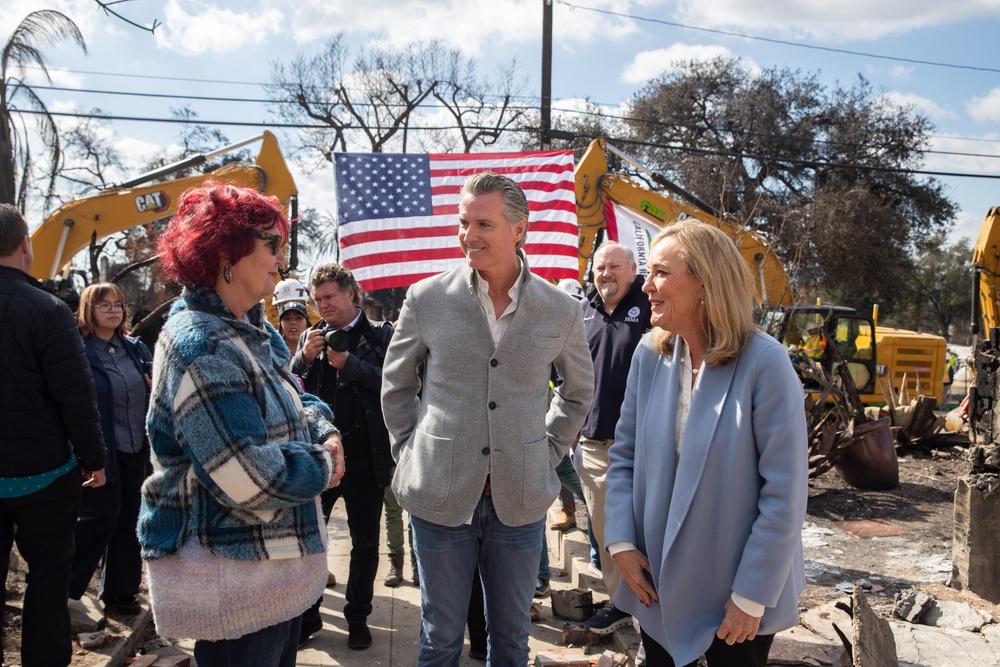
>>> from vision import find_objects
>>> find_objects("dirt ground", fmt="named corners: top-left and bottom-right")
top-left (2, 555), bottom-right (141, 667)
top-left (1, 441), bottom-right (976, 666)
top-left (800, 442), bottom-right (969, 616)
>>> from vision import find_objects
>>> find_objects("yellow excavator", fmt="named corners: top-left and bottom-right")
top-left (968, 206), bottom-right (1000, 440)
top-left (972, 206), bottom-right (1000, 338)
top-left (28, 131), bottom-right (302, 327)
top-left (573, 138), bottom-right (946, 406)
top-left (31, 131), bottom-right (298, 281)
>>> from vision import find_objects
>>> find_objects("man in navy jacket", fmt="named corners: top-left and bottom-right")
top-left (578, 242), bottom-right (651, 635)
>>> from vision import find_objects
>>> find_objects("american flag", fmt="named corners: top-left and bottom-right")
top-left (334, 150), bottom-right (579, 291)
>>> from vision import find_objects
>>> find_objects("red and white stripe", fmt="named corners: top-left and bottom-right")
top-left (338, 150), bottom-right (578, 292)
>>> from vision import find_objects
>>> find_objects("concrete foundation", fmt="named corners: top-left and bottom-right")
top-left (952, 474), bottom-right (1000, 603)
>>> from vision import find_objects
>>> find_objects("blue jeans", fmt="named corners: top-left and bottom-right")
top-left (193, 616), bottom-right (301, 667)
top-left (412, 497), bottom-right (543, 667)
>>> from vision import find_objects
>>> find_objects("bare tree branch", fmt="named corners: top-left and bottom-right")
top-left (92, 0), bottom-right (161, 34)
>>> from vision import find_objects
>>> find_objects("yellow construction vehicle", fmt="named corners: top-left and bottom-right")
top-left (29, 131), bottom-right (303, 326)
top-left (968, 206), bottom-right (1000, 439)
top-left (31, 131), bottom-right (298, 281)
top-left (574, 138), bottom-right (946, 405)
top-left (972, 206), bottom-right (1000, 338)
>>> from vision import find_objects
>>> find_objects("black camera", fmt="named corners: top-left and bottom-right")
top-left (324, 328), bottom-right (350, 353)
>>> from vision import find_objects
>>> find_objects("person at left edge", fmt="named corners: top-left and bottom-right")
top-left (69, 283), bottom-right (153, 618)
top-left (138, 182), bottom-right (345, 667)
top-left (292, 262), bottom-right (394, 651)
top-left (0, 203), bottom-right (106, 667)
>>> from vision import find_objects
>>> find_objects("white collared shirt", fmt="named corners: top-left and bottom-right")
top-left (472, 259), bottom-right (523, 348)
top-left (341, 308), bottom-right (363, 331)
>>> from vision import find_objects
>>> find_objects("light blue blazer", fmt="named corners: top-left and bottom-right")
top-left (605, 331), bottom-right (808, 665)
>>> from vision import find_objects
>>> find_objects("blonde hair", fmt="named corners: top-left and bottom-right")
top-left (77, 282), bottom-right (131, 338)
top-left (649, 219), bottom-right (756, 366)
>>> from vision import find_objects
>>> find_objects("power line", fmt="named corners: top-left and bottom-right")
top-left (32, 84), bottom-right (276, 104)
top-left (32, 84), bottom-right (1000, 160)
top-left (19, 107), bottom-right (1000, 180)
top-left (556, 0), bottom-right (1000, 75)
top-left (606, 135), bottom-right (1000, 180)
top-left (23, 66), bottom-right (262, 87)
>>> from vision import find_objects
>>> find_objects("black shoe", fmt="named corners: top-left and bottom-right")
top-left (585, 601), bottom-right (631, 635)
top-left (298, 614), bottom-right (323, 648)
top-left (469, 643), bottom-right (488, 661)
top-left (105, 595), bottom-right (141, 615)
top-left (347, 622), bottom-right (372, 650)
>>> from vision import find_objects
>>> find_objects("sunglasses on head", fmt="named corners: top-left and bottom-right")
top-left (253, 230), bottom-right (283, 256)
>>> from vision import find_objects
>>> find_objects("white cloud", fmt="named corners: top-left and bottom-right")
top-left (0, 0), bottom-right (113, 39)
top-left (967, 89), bottom-right (1000, 124)
top-left (621, 43), bottom-right (759, 84)
top-left (882, 91), bottom-right (955, 121)
top-left (46, 68), bottom-right (84, 88)
top-left (286, 0), bottom-right (639, 54)
top-left (674, 0), bottom-right (1000, 42)
top-left (889, 65), bottom-right (914, 81)
top-left (925, 132), bottom-right (1000, 178)
top-left (951, 209), bottom-right (984, 245)
top-left (155, 0), bottom-right (283, 56)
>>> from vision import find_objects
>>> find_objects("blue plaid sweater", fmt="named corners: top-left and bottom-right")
top-left (139, 286), bottom-right (337, 561)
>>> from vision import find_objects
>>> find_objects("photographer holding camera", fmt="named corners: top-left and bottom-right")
top-left (291, 263), bottom-right (394, 650)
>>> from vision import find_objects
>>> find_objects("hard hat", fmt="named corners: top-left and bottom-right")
top-left (273, 278), bottom-right (308, 304)
top-left (557, 278), bottom-right (585, 300)
top-left (804, 321), bottom-right (822, 333)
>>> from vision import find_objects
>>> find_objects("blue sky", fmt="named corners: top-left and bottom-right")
top-left (4, 0), bottom-right (1000, 246)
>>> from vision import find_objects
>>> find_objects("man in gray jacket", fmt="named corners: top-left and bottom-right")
top-left (382, 172), bottom-right (594, 666)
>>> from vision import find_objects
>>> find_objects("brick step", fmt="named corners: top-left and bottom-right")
top-left (548, 504), bottom-right (641, 665)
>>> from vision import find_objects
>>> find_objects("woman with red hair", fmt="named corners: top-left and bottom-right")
top-left (139, 182), bottom-right (345, 667)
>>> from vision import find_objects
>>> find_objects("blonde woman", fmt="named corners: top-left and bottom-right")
top-left (605, 220), bottom-right (808, 667)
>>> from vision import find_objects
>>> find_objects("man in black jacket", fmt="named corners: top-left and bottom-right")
top-left (292, 262), bottom-right (393, 651)
top-left (0, 204), bottom-right (106, 667)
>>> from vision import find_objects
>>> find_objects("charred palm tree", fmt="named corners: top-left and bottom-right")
top-left (1, 10), bottom-right (86, 209)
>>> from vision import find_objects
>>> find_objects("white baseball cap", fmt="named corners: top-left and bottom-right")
top-left (557, 278), bottom-right (585, 300)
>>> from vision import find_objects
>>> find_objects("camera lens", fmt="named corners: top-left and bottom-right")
top-left (324, 329), bottom-right (350, 353)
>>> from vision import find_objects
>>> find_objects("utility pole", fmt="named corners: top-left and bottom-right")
top-left (541, 0), bottom-right (552, 150)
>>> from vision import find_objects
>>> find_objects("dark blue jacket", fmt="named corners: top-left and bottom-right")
top-left (83, 334), bottom-right (152, 483)
top-left (0, 265), bottom-right (105, 476)
top-left (580, 276), bottom-right (651, 440)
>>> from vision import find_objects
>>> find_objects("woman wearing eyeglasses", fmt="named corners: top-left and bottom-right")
top-left (138, 181), bottom-right (345, 667)
top-left (69, 282), bottom-right (153, 617)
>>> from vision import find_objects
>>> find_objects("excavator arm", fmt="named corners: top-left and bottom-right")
top-left (972, 206), bottom-right (1000, 339)
top-left (30, 131), bottom-right (298, 280)
top-left (574, 138), bottom-right (793, 306)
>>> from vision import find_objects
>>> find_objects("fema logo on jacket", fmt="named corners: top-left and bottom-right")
top-left (625, 306), bottom-right (641, 323)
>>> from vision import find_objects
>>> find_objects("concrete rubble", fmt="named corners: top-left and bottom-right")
top-left (895, 589), bottom-right (992, 632)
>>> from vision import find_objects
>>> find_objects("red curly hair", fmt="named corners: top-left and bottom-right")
top-left (158, 181), bottom-right (289, 288)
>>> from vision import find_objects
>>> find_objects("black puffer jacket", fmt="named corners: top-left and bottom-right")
top-left (0, 266), bottom-right (106, 476)
top-left (292, 316), bottom-right (394, 486)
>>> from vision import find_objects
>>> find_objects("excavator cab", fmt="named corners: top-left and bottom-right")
top-left (760, 305), bottom-right (877, 396)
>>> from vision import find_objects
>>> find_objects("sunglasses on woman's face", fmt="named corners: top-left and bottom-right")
top-left (254, 230), bottom-right (283, 256)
